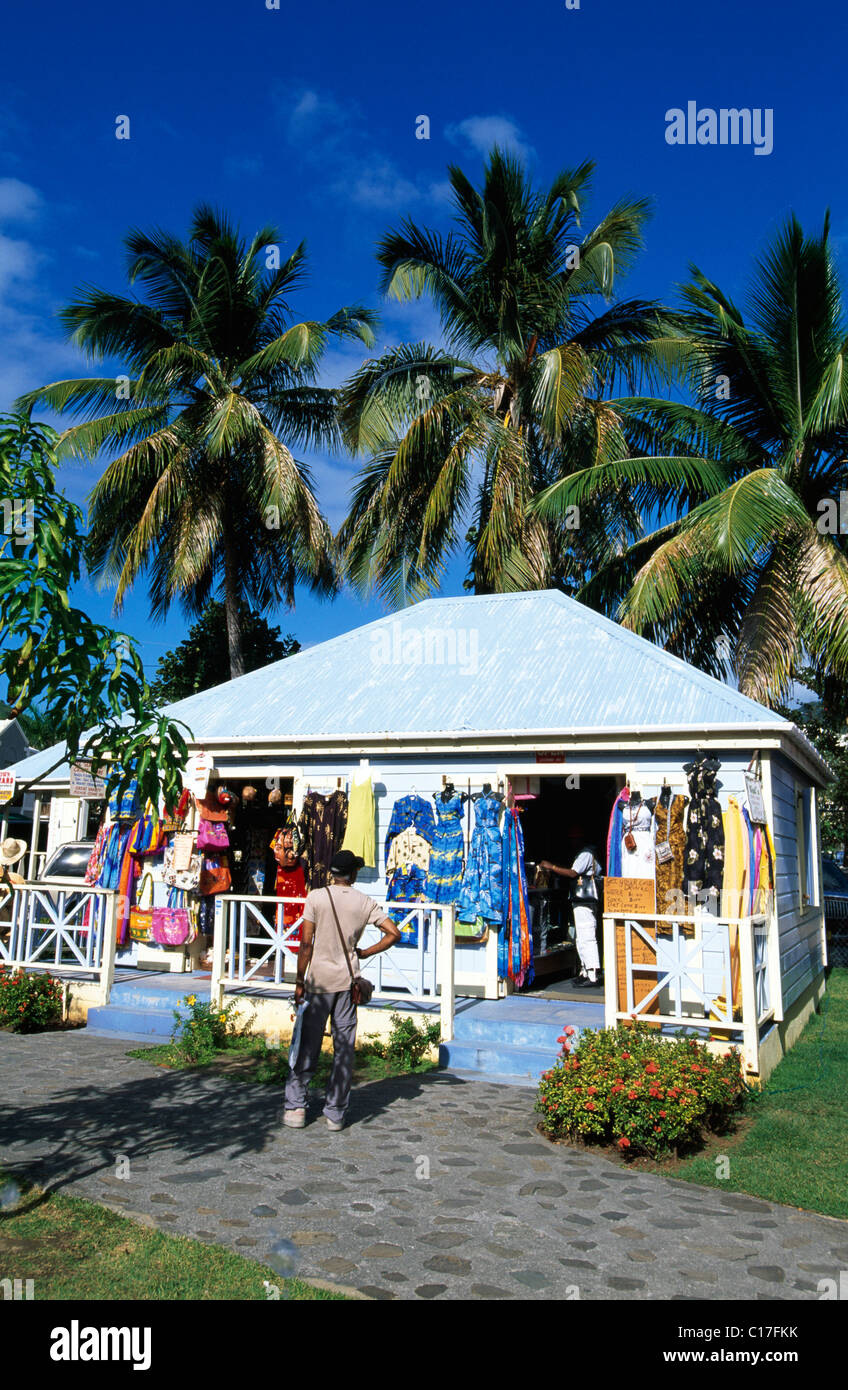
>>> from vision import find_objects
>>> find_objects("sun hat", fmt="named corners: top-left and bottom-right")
top-left (329, 849), bottom-right (365, 877)
top-left (0, 838), bottom-right (27, 867)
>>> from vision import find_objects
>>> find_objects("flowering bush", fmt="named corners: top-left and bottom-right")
top-left (170, 994), bottom-right (241, 1063)
top-left (535, 1022), bottom-right (747, 1160)
top-left (0, 968), bottom-right (63, 1033)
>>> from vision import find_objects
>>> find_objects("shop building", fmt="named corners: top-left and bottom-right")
top-left (2, 590), bottom-right (830, 1083)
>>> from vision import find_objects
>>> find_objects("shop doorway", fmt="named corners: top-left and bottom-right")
top-left (518, 772), bottom-right (623, 998)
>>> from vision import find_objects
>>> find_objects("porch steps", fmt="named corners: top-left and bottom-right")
top-left (84, 973), bottom-right (206, 1043)
top-left (439, 995), bottom-right (604, 1087)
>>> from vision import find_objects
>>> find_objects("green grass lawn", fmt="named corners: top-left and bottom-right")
top-left (0, 1175), bottom-right (344, 1300)
top-left (673, 967), bottom-right (848, 1219)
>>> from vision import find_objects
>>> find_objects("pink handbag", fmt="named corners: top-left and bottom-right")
top-left (197, 818), bottom-right (230, 850)
top-left (152, 907), bottom-right (192, 946)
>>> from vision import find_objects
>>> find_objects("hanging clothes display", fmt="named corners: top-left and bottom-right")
top-left (384, 793), bottom-right (436, 866)
top-left (722, 796), bottom-right (748, 918)
top-left (606, 786), bottom-right (630, 877)
top-left (298, 789), bottom-right (348, 890)
top-left (499, 807), bottom-right (533, 989)
top-left (386, 828), bottom-right (431, 944)
top-left (457, 791), bottom-right (504, 931)
top-left (653, 790), bottom-right (689, 914)
top-left (84, 822), bottom-right (110, 886)
top-left (620, 797), bottom-right (656, 886)
top-left (341, 773), bottom-right (375, 867)
top-left (270, 827), bottom-right (307, 943)
top-left (426, 792), bottom-right (465, 904)
top-left (684, 756), bottom-right (725, 910)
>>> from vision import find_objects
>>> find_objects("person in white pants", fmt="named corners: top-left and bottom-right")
top-left (539, 844), bottom-right (603, 987)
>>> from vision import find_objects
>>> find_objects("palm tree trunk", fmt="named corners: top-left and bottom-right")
top-left (222, 534), bottom-right (245, 679)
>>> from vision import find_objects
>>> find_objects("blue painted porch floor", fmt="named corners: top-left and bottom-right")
top-left (439, 994), bottom-right (605, 1088)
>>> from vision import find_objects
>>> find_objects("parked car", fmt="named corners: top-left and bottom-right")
top-left (38, 840), bottom-right (95, 881)
top-left (822, 854), bottom-right (848, 968)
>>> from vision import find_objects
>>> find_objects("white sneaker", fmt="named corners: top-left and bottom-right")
top-left (325, 1117), bottom-right (344, 1131)
top-left (283, 1109), bottom-right (306, 1128)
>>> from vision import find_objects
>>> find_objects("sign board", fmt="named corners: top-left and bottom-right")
top-left (0, 770), bottom-right (16, 805)
top-left (69, 761), bottom-right (107, 800)
top-left (744, 773), bottom-right (767, 825)
top-left (604, 876), bottom-right (656, 915)
top-left (536, 751), bottom-right (566, 763)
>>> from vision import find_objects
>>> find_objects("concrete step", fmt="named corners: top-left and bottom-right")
top-left (443, 1068), bottom-right (539, 1089)
top-left (454, 1007), bottom-right (603, 1048)
top-left (439, 1038), bottom-right (559, 1082)
top-left (85, 1002), bottom-right (191, 1039)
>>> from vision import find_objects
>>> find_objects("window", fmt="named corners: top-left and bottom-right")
top-left (796, 786), bottom-right (819, 911)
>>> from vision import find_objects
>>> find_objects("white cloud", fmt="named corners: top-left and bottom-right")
top-left (445, 115), bottom-right (534, 162)
top-left (0, 177), bottom-right (43, 223)
top-left (341, 161), bottom-right (422, 211)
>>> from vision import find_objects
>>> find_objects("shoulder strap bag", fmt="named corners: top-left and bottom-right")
top-left (326, 887), bottom-right (374, 1006)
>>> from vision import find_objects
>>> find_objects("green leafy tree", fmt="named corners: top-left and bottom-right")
top-left (533, 215), bottom-right (848, 701)
top-left (0, 414), bottom-right (190, 808)
top-left (18, 206), bottom-right (377, 678)
top-left (149, 600), bottom-right (299, 703)
top-left (337, 150), bottom-right (684, 603)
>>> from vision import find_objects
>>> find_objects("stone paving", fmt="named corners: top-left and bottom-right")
top-left (1, 1030), bottom-right (846, 1301)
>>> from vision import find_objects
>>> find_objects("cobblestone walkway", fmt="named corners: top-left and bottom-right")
top-left (1, 1031), bottom-right (845, 1301)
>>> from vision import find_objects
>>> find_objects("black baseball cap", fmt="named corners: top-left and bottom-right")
top-left (329, 850), bottom-right (365, 876)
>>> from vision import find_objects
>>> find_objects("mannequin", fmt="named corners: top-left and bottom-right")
top-left (434, 782), bottom-right (469, 805)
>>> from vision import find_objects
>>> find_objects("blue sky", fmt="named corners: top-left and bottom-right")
top-left (1, 0), bottom-right (845, 677)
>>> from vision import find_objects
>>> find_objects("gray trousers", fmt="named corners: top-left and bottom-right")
top-left (284, 989), bottom-right (357, 1123)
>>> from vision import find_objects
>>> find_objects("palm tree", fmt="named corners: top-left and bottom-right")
top-left (17, 206), bottom-right (377, 678)
top-left (532, 215), bottom-right (848, 703)
top-left (338, 149), bottom-right (685, 604)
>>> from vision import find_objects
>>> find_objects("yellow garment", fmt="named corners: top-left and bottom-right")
top-left (386, 827), bottom-right (430, 874)
top-left (722, 797), bottom-right (747, 918)
top-left (341, 774), bottom-right (375, 867)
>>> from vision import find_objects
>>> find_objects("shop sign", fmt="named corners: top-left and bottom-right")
top-left (536, 751), bottom-right (566, 763)
top-left (604, 876), bottom-right (656, 915)
top-left (0, 770), bottom-right (15, 804)
top-left (743, 773), bottom-right (767, 825)
top-left (69, 761), bottom-right (107, 800)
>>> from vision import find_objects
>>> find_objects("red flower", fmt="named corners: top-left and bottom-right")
top-left (628, 1090), bottom-right (638, 1099)
top-left (587, 1086), bottom-right (597, 1095)
top-left (659, 1110), bottom-right (667, 1117)
top-left (585, 1101), bottom-right (596, 1111)
top-left (621, 1051), bottom-right (631, 1059)
top-left (565, 1026), bottom-right (576, 1036)
top-left (644, 1061), bottom-right (659, 1074)
top-left (617, 1136), bottom-right (631, 1149)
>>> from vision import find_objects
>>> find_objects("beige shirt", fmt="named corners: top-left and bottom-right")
top-left (303, 885), bottom-right (386, 994)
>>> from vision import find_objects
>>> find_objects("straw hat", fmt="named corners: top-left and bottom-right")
top-left (0, 837), bottom-right (27, 866)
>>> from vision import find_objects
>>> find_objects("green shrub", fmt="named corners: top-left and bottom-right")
top-left (535, 1022), bottom-right (747, 1160)
top-left (170, 993), bottom-right (242, 1064)
top-left (0, 968), bottom-right (64, 1033)
top-left (366, 1012), bottom-right (440, 1070)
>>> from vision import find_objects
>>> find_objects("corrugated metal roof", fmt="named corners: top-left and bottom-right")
top-left (8, 590), bottom-right (791, 784)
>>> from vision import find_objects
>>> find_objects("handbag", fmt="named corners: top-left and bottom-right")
top-left (129, 871), bottom-right (154, 941)
top-left (624, 808), bottom-right (637, 854)
top-left (199, 854), bottom-right (232, 895)
top-left (152, 905), bottom-right (192, 946)
top-left (197, 818), bottom-right (230, 851)
top-left (325, 887), bottom-right (374, 1007)
top-left (163, 842), bottom-right (201, 890)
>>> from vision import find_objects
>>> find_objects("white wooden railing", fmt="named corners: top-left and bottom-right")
top-left (0, 881), bottom-right (118, 1005)
top-left (602, 911), bottom-right (773, 1074)
top-left (211, 894), bottom-right (457, 1041)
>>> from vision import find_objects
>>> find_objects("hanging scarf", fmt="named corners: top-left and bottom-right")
top-left (606, 788), bottom-right (630, 878)
top-left (499, 808), bottom-right (534, 989)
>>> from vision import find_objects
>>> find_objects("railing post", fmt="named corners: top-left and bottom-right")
top-left (603, 914), bottom-right (617, 1029)
top-left (211, 896), bottom-right (227, 1008)
top-left (99, 890), bottom-right (118, 1006)
top-left (737, 916), bottom-right (759, 1076)
top-left (439, 905), bottom-right (455, 1042)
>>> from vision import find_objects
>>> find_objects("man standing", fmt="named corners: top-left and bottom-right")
top-left (283, 849), bottom-right (401, 1131)
top-left (540, 836), bottom-right (603, 988)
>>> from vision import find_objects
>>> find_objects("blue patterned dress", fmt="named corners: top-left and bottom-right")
top-left (426, 794), bottom-right (465, 904)
top-left (457, 793), bottom-right (503, 928)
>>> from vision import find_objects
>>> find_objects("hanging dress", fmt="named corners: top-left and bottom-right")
top-left (384, 794), bottom-right (436, 866)
top-left (386, 828), bottom-right (431, 944)
top-left (298, 790), bottom-right (348, 890)
top-left (620, 799), bottom-right (656, 884)
top-left (606, 788), bottom-right (630, 877)
top-left (341, 774), bottom-right (376, 867)
top-left (425, 794), bottom-right (465, 904)
top-left (684, 758), bottom-right (725, 911)
top-left (653, 792), bottom-right (689, 914)
top-left (500, 808), bottom-right (534, 989)
top-left (457, 792), bottom-right (504, 931)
